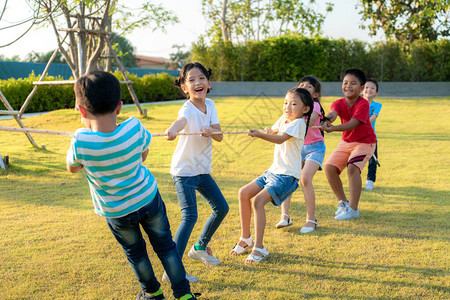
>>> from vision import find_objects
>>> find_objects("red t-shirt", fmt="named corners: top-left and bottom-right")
top-left (330, 96), bottom-right (377, 143)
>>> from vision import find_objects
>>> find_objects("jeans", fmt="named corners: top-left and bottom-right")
top-left (172, 174), bottom-right (229, 257)
top-left (106, 190), bottom-right (190, 298)
top-left (367, 143), bottom-right (378, 182)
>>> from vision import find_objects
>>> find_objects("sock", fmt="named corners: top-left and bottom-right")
top-left (194, 241), bottom-right (206, 251)
top-left (179, 293), bottom-right (194, 300)
top-left (151, 289), bottom-right (164, 296)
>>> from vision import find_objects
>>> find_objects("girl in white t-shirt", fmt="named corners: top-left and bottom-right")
top-left (230, 88), bottom-right (314, 264)
top-left (165, 62), bottom-right (229, 282)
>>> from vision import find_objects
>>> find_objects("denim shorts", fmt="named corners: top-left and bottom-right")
top-left (254, 170), bottom-right (299, 206)
top-left (301, 141), bottom-right (326, 170)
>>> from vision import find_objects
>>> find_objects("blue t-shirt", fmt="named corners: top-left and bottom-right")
top-left (66, 117), bottom-right (157, 218)
top-left (369, 100), bottom-right (382, 137)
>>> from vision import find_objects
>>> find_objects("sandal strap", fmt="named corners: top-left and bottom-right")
top-left (239, 235), bottom-right (253, 246)
top-left (281, 213), bottom-right (290, 219)
top-left (306, 219), bottom-right (319, 226)
top-left (252, 246), bottom-right (269, 256)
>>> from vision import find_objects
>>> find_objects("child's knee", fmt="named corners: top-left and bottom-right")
top-left (251, 196), bottom-right (266, 210)
top-left (325, 164), bottom-right (338, 175)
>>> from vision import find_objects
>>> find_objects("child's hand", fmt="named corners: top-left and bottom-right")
top-left (165, 129), bottom-right (177, 140)
top-left (201, 126), bottom-right (212, 137)
top-left (248, 129), bottom-right (260, 137)
top-left (264, 127), bottom-right (274, 134)
top-left (320, 123), bottom-right (334, 133)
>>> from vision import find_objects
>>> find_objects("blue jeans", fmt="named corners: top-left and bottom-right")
top-left (106, 190), bottom-right (190, 298)
top-left (172, 174), bottom-right (229, 257)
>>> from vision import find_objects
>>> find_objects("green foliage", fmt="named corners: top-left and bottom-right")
top-left (0, 72), bottom-right (181, 113)
top-left (357, 0), bottom-right (450, 43)
top-left (110, 33), bottom-right (137, 68)
top-left (202, 0), bottom-right (333, 42)
top-left (191, 35), bottom-right (450, 82)
top-left (24, 51), bottom-right (66, 64)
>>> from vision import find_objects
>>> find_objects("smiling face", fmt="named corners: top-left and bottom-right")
top-left (284, 92), bottom-right (310, 121)
top-left (297, 81), bottom-right (319, 100)
top-left (363, 81), bottom-right (378, 102)
top-left (181, 67), bottom-right (211, 101)
top-left (342, 74), bottom-right (364, 102)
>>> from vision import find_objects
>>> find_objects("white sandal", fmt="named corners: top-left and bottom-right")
top-left (245, 246), bottom-right (269, 264)
top-left (300, 219), bottom-right (319, 234)
top-left (276, 214), bottom-right (293, 228)
top-left (230, 235), bottom-right (254, 255)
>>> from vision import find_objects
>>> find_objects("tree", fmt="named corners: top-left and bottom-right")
top-left (25, 51), bottom-right (66, 64)
top-left (166, 44), bottom-right (190, 70)
top-left (25, 0), bottom-right (177, 78)
top-left (357, 0), bottom-right (450, 43)
top-left (202, 0), bottom-right (333, 43)
top-left (110, 33), bottom-right (137, 68)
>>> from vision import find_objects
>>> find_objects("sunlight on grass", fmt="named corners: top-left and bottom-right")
top-left (0, 96), bottom-right (449, 299)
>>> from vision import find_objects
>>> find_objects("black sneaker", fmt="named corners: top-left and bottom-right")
top-left (136, 291), bottom-right (165, 300)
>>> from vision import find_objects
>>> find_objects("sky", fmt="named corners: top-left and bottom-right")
top-left (0, 0), bottom-right (384, 60)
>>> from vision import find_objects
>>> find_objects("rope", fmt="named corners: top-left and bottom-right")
top-left (0, 126), bottom-right (250, 137)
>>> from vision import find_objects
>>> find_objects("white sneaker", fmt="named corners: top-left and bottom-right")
top-left (188, 245), bottom-right (220, 266)
top-left (335, 206), bottom-right (360, 220)
top-left (335, 200), bottom-right (349, 216)
top-left (365, 180), bottom-right (374, 191)
top-left (162, 271), bottom-right (199, 283)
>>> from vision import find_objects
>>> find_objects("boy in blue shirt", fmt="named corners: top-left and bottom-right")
top-left (362, 78), bottom-right (382, 191)
top-left (66, 71), bottom-right (197, 300)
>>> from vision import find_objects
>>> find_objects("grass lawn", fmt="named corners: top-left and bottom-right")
top-left (0, 95), bottom-right (449, 299)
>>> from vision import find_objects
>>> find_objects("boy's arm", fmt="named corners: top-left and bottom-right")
top-left (67, 163), bottom-right (83, 173)
top-left (369, 114), bottom-right (378, 123)
top-left (323, 110), bottom-right (338, 123)
top-left (165, 117), bottom-right (187, 140)
top-left (248, 130), bottom-right (291, 144)
top-left (322, 118), bottom-right (360, 133)
top-left (141, 148), bottom-right (149, 162)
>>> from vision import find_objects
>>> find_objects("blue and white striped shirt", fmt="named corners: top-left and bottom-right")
top-left (67, 117), bottom-right (157, 218)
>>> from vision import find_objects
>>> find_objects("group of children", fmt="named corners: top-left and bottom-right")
top-left (66, 63), bottom-right (382, 299)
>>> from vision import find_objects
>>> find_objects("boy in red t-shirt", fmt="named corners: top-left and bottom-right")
top-left (320, 69), bottom-right (376, 220)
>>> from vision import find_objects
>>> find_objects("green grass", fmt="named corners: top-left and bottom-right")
top-left (0, 96), bottom-right (449, 299)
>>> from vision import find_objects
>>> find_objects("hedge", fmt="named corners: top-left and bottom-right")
top-left (191, 36), bottom-right (450, 82)
top-left (0, 71), bottom-right (183, 113)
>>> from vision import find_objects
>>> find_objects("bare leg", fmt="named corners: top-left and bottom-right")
top-left (231, 182), bottom-right (261, 255)
top-left (301, 161), bottom-right (320, 227)
top-left (325, 164), bottom-right (347, 201)
top-left (245, 189), bottom-right (272, 264)
top-left (280, 196), bottom-right (291, 219)
top-left (347, 164), bottom-right (362, 210)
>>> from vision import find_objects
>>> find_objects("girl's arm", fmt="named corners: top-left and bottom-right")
top-left (309, 111), bottom-right (319, 127)
top-left (248, 129), bottom-right (291, 144)
top-left (165, 117), bottom-right (187, 140)
top-left (199, 124), bottom-right (223, 142)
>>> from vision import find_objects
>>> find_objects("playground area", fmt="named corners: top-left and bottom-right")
top-left (0, 95), bottom-right (448, 299)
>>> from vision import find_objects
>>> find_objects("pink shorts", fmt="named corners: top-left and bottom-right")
top-left (325, 140), bottom-right (376, 174)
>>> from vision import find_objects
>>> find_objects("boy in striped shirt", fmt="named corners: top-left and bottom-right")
top-left (66, 71), bottom-right (196, 300)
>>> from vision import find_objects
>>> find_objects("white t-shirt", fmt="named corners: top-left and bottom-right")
top-left (268, 116), bottom-right (306, 179)
top-left (170, 98), bottom-right (220, 176)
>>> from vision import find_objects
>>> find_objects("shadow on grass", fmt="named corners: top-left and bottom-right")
top-left (218, 255), bottom-right (448, 297)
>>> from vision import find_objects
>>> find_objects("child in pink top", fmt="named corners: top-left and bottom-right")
top-left (276, 76), bottom-right (326, 233)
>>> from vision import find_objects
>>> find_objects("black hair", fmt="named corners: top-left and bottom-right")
top-left (287, 87), bottom-right (314, 138)
top-left (297, 75), bottom-right (326, 136)
top-left (343, 68), bottom-right (366, 86)
top-left (174, 62), bottom-right (212, 97)
top-left (74, 71), bottom-right (121, 115)
top-left (366, 77), bottom-right (379, 92)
